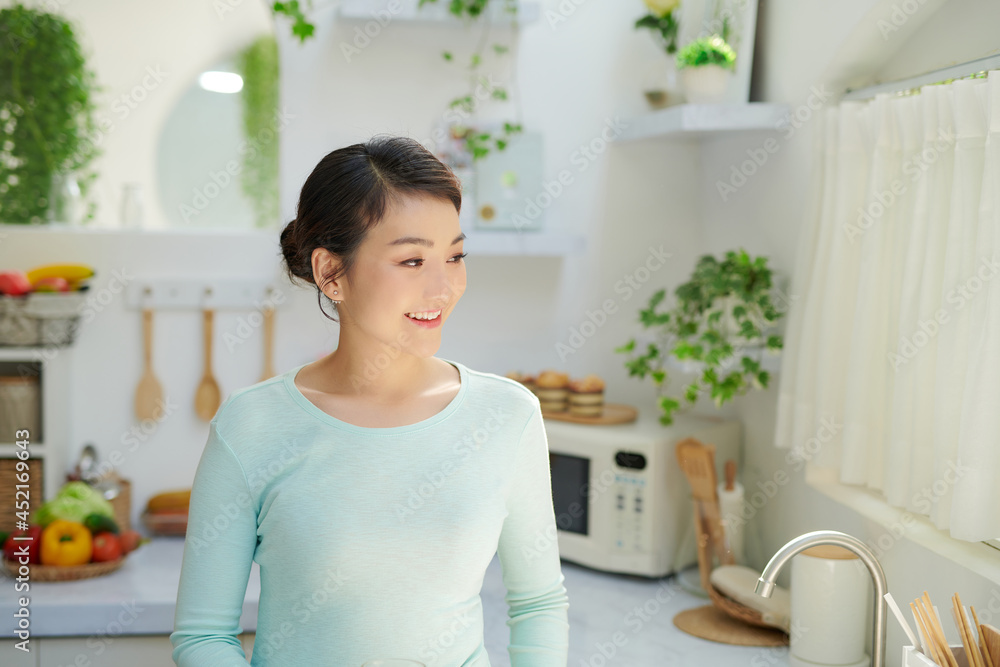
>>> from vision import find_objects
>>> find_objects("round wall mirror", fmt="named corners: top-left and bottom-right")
top-left (155, 34), bottom-right (280, 230)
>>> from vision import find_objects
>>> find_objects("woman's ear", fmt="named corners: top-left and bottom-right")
top-left (311, 247), bottom-right (341, 298)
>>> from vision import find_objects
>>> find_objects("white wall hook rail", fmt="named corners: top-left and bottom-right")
top-left (125, 277), bottom-right (285, 310)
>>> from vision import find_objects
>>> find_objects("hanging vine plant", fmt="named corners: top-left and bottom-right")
top-left (236, 34), bottom-right (280, 229)
top-left (269, 0), bottom-right (524, 163)
top-left (0, 2), bottom-right (101, 224)
top-left (421, 0), bottom-right (523, 161)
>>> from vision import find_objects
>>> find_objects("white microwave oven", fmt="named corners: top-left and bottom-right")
top-left (542, 407), bottom-right (741, 578)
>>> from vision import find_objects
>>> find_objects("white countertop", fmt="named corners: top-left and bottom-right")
top-left (0, 537), bottom-right (790, 665)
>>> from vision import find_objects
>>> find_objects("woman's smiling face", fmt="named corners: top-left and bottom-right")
top-left (317, 194), bottom-right (467, 356)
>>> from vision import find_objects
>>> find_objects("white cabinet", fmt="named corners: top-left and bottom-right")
top-left (0, 348), bottom-right (73, 532)
top-left (0, 633), bottom-right (255, 666)
top-left (0, 638), bottom-right (38, 667)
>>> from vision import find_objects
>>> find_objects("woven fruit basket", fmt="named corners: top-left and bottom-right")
top-left (2, 554), bottom-right (126, 581)
top-left (140, 508), bottom-right (188, 536)
top-left (0, 292), bottom-right (88, 347)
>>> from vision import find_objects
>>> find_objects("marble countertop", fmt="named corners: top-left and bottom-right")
top-left (0, 537), bottom-right (790, 665)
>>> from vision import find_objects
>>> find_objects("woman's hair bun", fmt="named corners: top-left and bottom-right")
top-left (280, 217), bottom-right (312, 284)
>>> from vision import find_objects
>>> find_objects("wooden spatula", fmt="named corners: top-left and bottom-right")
top-left (135, 308), bottom-right (164, 421)
top-left (675, 437), bottom-right (729, 566)
top-left (194, 309), bottom-right (221, 421)
top-left (260, 305), bottom-right (275, 382)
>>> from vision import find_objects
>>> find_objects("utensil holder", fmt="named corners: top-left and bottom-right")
top-left (903, 645), bottom-right (968, 667)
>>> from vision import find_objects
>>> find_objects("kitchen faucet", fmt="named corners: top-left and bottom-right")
top-left (755, 530), bottom-right (887, 667)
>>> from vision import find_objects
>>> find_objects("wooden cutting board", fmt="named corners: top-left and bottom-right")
top-left (540, 403), bottom-right (638, 425)
top-left (982, 624), bottom-right (1000, 665)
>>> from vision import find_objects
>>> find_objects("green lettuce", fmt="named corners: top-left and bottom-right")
top-left (31, 481), bottom-right (116, 527)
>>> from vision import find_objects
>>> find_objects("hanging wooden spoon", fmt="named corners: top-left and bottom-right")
top-left (135, 308), bottom-right (165, 421)
top-left (194, 308), bottom-right (221, 421)
top-left (259, 304), bottom-right (275, 382)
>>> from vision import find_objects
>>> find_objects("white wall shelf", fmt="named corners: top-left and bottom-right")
top-left (0, 346), bottom-right (72, 509)
top-left (462, 229), bottom-right (586, 256)
top-left (337, 0), bottom-right (540, 25)
top-left (615, 102), bottom-right (792, 142)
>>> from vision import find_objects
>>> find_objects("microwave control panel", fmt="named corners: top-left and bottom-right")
top-left (612, 451), bottom-right (648, 553)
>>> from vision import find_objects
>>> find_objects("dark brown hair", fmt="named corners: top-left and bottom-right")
top-left (279, 134), bottom-right (463, 322)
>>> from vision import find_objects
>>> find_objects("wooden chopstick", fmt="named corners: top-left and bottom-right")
top-left (972, 606), bottom-right (996, 667)
top-left (955, 594), bottom-right (988, 667)
top-left (952, 595), bottom-right (982, 667)
top-left (913, 601), bottom-right (947, 666)
top-left (920, 594), bottom-right (960, 667)
top-left (925, 592), bottom-right (959, 667)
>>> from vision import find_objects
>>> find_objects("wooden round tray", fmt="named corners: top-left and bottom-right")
top-left (2, 555), bottom-right (126, 581)
top-left (540, 403), bottom-right (638, 425)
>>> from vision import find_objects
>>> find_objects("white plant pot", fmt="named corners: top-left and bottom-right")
top-left (680, 64), bottom-right (733, 103)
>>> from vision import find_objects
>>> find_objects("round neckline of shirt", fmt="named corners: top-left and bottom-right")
top-left (283, 357), bottom-right (468, 436)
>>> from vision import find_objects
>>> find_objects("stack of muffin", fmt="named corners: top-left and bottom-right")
top-left (505, 369), bottom-right (606, 417)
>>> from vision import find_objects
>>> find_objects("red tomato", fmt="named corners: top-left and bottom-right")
top-left (118, 530), bottom-right (142, 555)
top-left (2, 525), bottom-right (43, 563)
top-left (91, 531), bottom-right (123, 562)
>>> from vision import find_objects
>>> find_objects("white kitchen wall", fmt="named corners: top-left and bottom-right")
top-left (0, 0), bottom-right (705, 537)
top-left (3, 0), bottom-right (1000, 656)
top-left (699, 0), bottom-right (1000, 655)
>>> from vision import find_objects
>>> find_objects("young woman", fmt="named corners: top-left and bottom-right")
top-left (170, 135), bottom-right (570, 666)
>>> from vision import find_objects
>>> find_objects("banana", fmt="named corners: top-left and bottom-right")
top-left (146, 489), bottom-right (191, 513)
top-left (26, 263), bottom-right (95, 284)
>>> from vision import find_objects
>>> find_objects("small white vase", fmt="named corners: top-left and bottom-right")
top-left (47, 172), bottom-right (84, 225)
top-left (641, 57), bottom-right (680, 109)
top-left (680, 64), bottom-right (732, 104)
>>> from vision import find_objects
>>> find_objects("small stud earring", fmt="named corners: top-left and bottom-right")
top-left (333, 290), bottom-right (337, 294)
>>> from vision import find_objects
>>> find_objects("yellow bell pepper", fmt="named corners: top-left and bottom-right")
top-left (40, 519), bottom-right (93, 566)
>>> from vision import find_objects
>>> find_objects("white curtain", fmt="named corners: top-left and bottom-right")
top-left (775, 70), bottom-right (1000, 543)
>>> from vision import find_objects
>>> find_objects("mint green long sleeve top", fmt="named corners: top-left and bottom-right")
top-left (169, 358), bottom-right (569, 666)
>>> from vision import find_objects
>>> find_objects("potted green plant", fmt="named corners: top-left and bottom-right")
top-left (675, 33), bottom-right (736, 103)
top-left (0, 3), bottom-right (101, 225)
top-left (615, 249), bottom-right (784, 426)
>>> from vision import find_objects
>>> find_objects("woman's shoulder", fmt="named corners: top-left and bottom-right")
top-left (456, 360), bottom-right (541, 411)
top-left (210, 372), bottom-right (294, 435)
